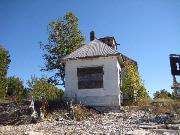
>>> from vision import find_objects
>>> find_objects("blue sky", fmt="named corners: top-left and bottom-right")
top-left (0, 0), bottom-right (180, 97)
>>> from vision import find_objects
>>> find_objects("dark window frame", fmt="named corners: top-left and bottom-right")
top-left (77, 66), bottom-right (104, 89)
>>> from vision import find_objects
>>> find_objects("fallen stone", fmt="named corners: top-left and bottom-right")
top-left (24, 131), bottom-right (45, 135)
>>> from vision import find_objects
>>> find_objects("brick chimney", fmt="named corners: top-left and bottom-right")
top-left (90, 31), bottom-right (95, 41)
top-left (99, 37), bottom-right (117, 50)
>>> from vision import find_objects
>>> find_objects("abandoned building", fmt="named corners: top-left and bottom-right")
top-left (62, 31), bottom-right (137, 107)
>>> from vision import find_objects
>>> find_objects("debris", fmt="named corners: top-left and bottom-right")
top-left (0, 104), bottom-right (178, 135)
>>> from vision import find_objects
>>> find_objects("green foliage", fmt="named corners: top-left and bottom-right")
top-left (0, 46), bottom-right (11, 98)
top-left (6, 76), bottom-right (25, 101)
top-left (122, 61), bottom-right (149, 105)
top-left (40, 12), bottom-right (85, 86)
top-left (153, 89), bottom-right (173, 99)
top-left (27, 76), bottom-right (64, 101)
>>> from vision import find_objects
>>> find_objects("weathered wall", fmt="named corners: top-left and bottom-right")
top-left (64, 56), bottom-right (122, 106)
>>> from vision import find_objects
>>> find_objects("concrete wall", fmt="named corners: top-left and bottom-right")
top-left (64, 56), bottom-right (122, 106)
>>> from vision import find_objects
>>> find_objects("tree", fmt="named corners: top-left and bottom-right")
top-left (6, 76), bottom-right (25, 101)
top-left (122, 61), bottom-right (149, 104)
top-left (153, 89), bottom-right (173, 99)
top-left (27, 76), bottom-right (64, 101)
top-left (40, 12), bottom-right (85, 86)
top-left (0, 45), bottom-right (11, 98)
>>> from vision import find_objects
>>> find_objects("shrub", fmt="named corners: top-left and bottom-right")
top-left (153, 89), bottom-right (173, 99)
top-left (6, 76), bottom-right (25, 102)
top-left (68, 104), bottom-right (97, 121)
top-left (73, 105), bottom-right (93, 121)
top-left (174, 100), bottom-right (180, 115)
top-left (27, 76), bottom-right (64, 101)
top-left (137, 97), bottom-right (152, 107)
top-left (0, 46), bottom-right (11, 98)
top-left (122, 61), bottom-right (149, 105)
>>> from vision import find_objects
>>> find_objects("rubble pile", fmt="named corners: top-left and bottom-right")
top-left (0, 103), bottom-right (179, 135)
top-left (0, 102), bottom-right (32, 125)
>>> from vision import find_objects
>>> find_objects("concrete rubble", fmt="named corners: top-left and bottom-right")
top-left (0, 104), bottom-right (179, 135)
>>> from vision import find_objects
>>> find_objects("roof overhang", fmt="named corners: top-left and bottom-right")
top-left (62, 54), bottom-right (120, 63)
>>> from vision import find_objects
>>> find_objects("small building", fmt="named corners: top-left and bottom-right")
top-left (62, 31), bottom-right (136, 108)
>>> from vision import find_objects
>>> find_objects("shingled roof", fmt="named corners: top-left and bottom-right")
top-left (62, 39), bottom-right (120, 61)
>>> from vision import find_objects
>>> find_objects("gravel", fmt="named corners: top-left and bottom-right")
top-left (0, 104), bottom-right (179, 135)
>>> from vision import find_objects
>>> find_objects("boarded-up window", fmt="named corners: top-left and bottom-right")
top-left (77, 66), bottom-right (103, 89)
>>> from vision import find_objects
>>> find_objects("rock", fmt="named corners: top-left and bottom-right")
top-left (151, 129), bottom-right (179, 135)
top-left (0, 102), bottom-right (33, 125)
top-left (24, 131), bottom-right (45, 135)
top-left (126, 129), bottom-right (152, 135)
top-left (167, 124), bottom-right (179, 130)
top-left (139, 124), bottom-right (158, 129)
top-left (0, 105), bottom-right (179, 134)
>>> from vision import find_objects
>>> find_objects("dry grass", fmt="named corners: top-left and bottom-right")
top-left (136, 98), bottom-right (179, 116)
top-left (150, 98), bottom-right (177, 115)
top-left (70, 104), bottom-right (98, 121)
top-left (0, 98), bottom-right (14, 104)
top-left (46, 103), bottom-right (99, 121)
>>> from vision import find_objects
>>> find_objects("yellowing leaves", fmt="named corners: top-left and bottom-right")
top-left (122, 61), bottom-right (149, 104)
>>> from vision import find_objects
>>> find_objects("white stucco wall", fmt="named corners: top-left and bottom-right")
top-left (64, 56), bottom-right (122, 106)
